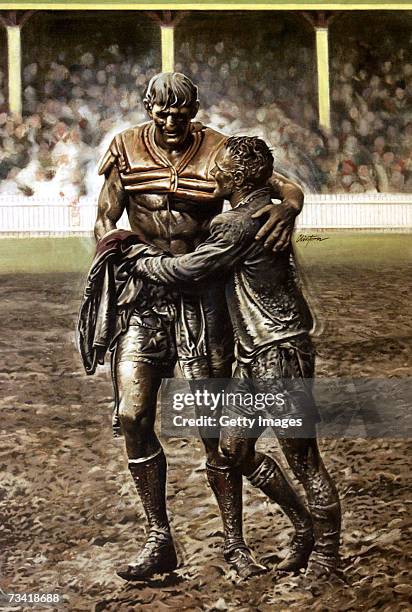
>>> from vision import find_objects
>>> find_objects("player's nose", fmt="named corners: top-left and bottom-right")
top-left (166, 115), bottom-right (177, 130)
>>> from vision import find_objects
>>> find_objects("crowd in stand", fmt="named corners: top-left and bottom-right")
top-left (328, 34), bottom-right (412, 193)
top-left (0, 28), bottom-right (411, 199)
top-left (0, 44), bottom-right (157, 199)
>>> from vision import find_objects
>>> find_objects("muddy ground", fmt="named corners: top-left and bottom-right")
top-left (0, 251), bottom-right (411, 611)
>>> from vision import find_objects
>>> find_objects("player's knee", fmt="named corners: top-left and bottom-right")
top-left (118, 391), bottom-right (151, 434)
top-left (118, 399), bottom-right (141, 423)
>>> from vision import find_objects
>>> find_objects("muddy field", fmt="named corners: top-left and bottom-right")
top-left (0, 239), bottom-right (411, 611)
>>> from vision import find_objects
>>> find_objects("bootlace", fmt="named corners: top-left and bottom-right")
top-left (129, 530), bottom-right (172, 566)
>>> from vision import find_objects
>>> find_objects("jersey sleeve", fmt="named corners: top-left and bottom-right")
top-left (97, 135), bottom-right (122, 176)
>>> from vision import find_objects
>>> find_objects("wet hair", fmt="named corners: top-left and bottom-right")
top-left (143, 72), bottom-right (199, 111)
top-left (225, 136), bottom-right (274, 189)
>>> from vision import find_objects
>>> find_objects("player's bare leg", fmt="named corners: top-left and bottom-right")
top-left (115, 359), bottom-right (177, 581)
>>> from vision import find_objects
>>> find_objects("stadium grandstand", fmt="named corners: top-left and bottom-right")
top-left (0, 4), bottom-right (411, 234)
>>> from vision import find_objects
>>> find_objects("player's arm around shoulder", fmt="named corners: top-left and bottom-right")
top-left (269, 171), bottom-right (304, 214)
top-left (252, 172), bottom-right (304, 252)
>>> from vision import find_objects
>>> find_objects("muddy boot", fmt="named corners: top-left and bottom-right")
top-left (117, 449), bottom-right (178, 581)
top-left (224, 546), bottom-right (268, 580)
top-left (306, 501), bottom-right (341, 579)
top-left (247, 456), bottom-right (314, 573)
top-left (206, 463), bottom-right (267, 580)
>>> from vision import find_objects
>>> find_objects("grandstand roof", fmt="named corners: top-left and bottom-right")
top-left (1, 1), bottom-right (412, 10)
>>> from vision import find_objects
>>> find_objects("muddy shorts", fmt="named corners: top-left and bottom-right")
top-left (115, 287), bottom-right (234, 378)
top-left (230, 335), bottom-right (320, 432)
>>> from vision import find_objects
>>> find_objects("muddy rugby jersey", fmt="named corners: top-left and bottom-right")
top-left (98, 121), bottom-right (227, 203)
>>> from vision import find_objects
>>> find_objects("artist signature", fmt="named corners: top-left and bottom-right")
top-left (296, 233), bottom-right (330, 245)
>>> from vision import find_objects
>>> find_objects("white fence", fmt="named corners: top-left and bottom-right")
top-left (301, 193), bottom-right (412, 230)
top-left (0, 194), bottom-right (411, 236)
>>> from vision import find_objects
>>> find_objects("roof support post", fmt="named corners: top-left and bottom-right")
top-left (315, 25), bottom-right (331, 131)
top-left (0, 11), bottom-right (35, 117)
top-left (6, 24), bottom-right (22, 116)
top-left (6, 25), bottom-right (22, 116)
top-left (161, 24), bottom-right (174, 72)
top-left (147, 11), bottom-right (189, 73)
top-left (300, 10), bottom-right (341, 132)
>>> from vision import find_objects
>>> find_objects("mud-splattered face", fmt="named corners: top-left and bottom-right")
top-left (149, 104), bottom-right (196, 150)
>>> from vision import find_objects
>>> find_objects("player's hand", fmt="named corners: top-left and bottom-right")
top-left (252, 200), bottom-right (298, 252)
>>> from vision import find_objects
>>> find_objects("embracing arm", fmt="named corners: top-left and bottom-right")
top-left (135, 221), bottom-right (248, 287)
top-left (269, 171), bottom-right (304, 213)
top-left (252, 171), bottom-right (304, 252)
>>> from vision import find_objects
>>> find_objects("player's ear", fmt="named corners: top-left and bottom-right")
top-left (144, 100), bottom-right (153, 118)
top-left (190, 101), bottom-right (200, 119)
top-left (233, 170), bottom-right (244, 187)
